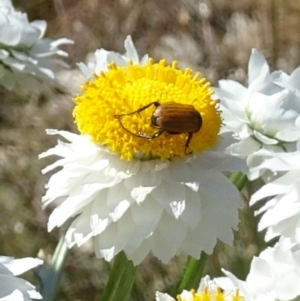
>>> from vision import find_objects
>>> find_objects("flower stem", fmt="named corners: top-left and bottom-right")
top-left (230, 172), bottom-right (248, 191)
top-left (40, 235), bottom-right (69, 301)
top-left (101, 251), bottom-right (137, 301)
top-left (175, 252), bottom-right (208, 294)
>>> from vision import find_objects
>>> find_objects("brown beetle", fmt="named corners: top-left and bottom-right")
top-left (114, 101), bottom-right (202, 153)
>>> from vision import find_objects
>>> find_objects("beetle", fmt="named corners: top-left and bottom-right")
top-left (114, 101), bottom-right (202, 153)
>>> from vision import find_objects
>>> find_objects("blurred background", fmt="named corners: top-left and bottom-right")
top-left (1, 0), bottom-right (299, 299)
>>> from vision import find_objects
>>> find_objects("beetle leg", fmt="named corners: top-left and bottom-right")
top-left (184, 133), bottom-right (193, 155)
top-left (114, 101), bottom-right (160, 117)
top-left (137, 129), bottom-right (165, 139)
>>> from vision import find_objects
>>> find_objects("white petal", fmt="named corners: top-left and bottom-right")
top-left (148, 213), bottom-right (188, 263)
top-left (129, 196), bottom-right (163, 239)
top-left (228, 137), bottom-right (261, 157)
top-left (155, 291), bottom-right (175, 301)
top-left (248, 49), bottom-right (270, 90)
top-left (0, 255), bottom-right (42, 301)
top-left (217, 79), bottom-right (248, 101)
top-left (130, 186), bottom-right (156, 204)
top-left (275, 270), bottom-right (300, 300)
top-left (0, 257), bottom-right (42, 276)
top-left (124, 35), bottom-right (140, 63)
top-left (220, 269), bottom-right (253, 301)
top-left (250, 171), bottom-right (296, 205)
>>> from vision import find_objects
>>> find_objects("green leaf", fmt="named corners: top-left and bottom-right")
top-left (100, 252), bottom-right (137, 301)
top-left (175, 252), bottom-right (208, 294)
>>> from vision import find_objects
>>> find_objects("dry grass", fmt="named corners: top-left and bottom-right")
top-left (2, 0), bottom-right (300, 299)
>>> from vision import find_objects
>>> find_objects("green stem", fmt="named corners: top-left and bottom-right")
top-left (40, 234), bottom-right (69, 301)
top-left (230, 172), bottom-right (248, 191)
top-left (100, 251), bottom-right (137, 301)
top-left (175, 252), bottom-right (208, 294)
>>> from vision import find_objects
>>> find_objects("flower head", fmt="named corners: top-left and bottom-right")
top-left (0, 0), bottom-right (73, 92)
top-left (74, 58), bottom-right (221, 161)
top-left (215, 49), bottom-right (300, 180)
top-left (215, 240), bottom-right (300, 301)
top-left (156, 275), bottom-right (241, 301)
top-left (41, 36), bottom-right (246, 265)
top-left (0, 255), bottom-right (42, 300)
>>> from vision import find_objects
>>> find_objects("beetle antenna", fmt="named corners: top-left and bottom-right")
top-left (115, 116), bottom-right (140, 136)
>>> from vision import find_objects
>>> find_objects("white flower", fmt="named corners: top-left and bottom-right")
top-left (156, 275), bottom-right (233, 301)
top-left (77, 35), bottom-right (149, 79)
top-left (215, 49), bottom-right (300, 180)
top-left (215, 241), bottom-right (300, 301)
top-left (41, 129), bottom-right (245, 265)
top-left (40, 37), bottom-right (246, 265)
top-left (249, 135), bottom-right (300, 244)
top-left (0, 0), bottom-right (73, 93)
top-left (0, 255), bottom-right (42, 300)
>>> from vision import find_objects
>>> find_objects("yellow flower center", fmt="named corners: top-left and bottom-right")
top-left (73, 58), bottom-right (221, 161)
top-left (177, 288), bottom-right (242, 301)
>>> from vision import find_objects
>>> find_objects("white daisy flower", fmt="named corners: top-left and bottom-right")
top-left (0, 255), bottom-right (42, 300)
top-left (215, 49), bottom-right (300, 180)
top-left (249, 131), bottom-right (300, 244)
top-left (156, 275), bottom-right (239, 301)
top-left (40, 37), bottom-right (246, 265)
top-left (215, 240), bottom-right (300, 301)
top-left (0, 0), bottom-right (73, 93)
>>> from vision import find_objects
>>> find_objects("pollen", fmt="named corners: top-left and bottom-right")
top-left (73, 59), bottom-right (221, 161)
